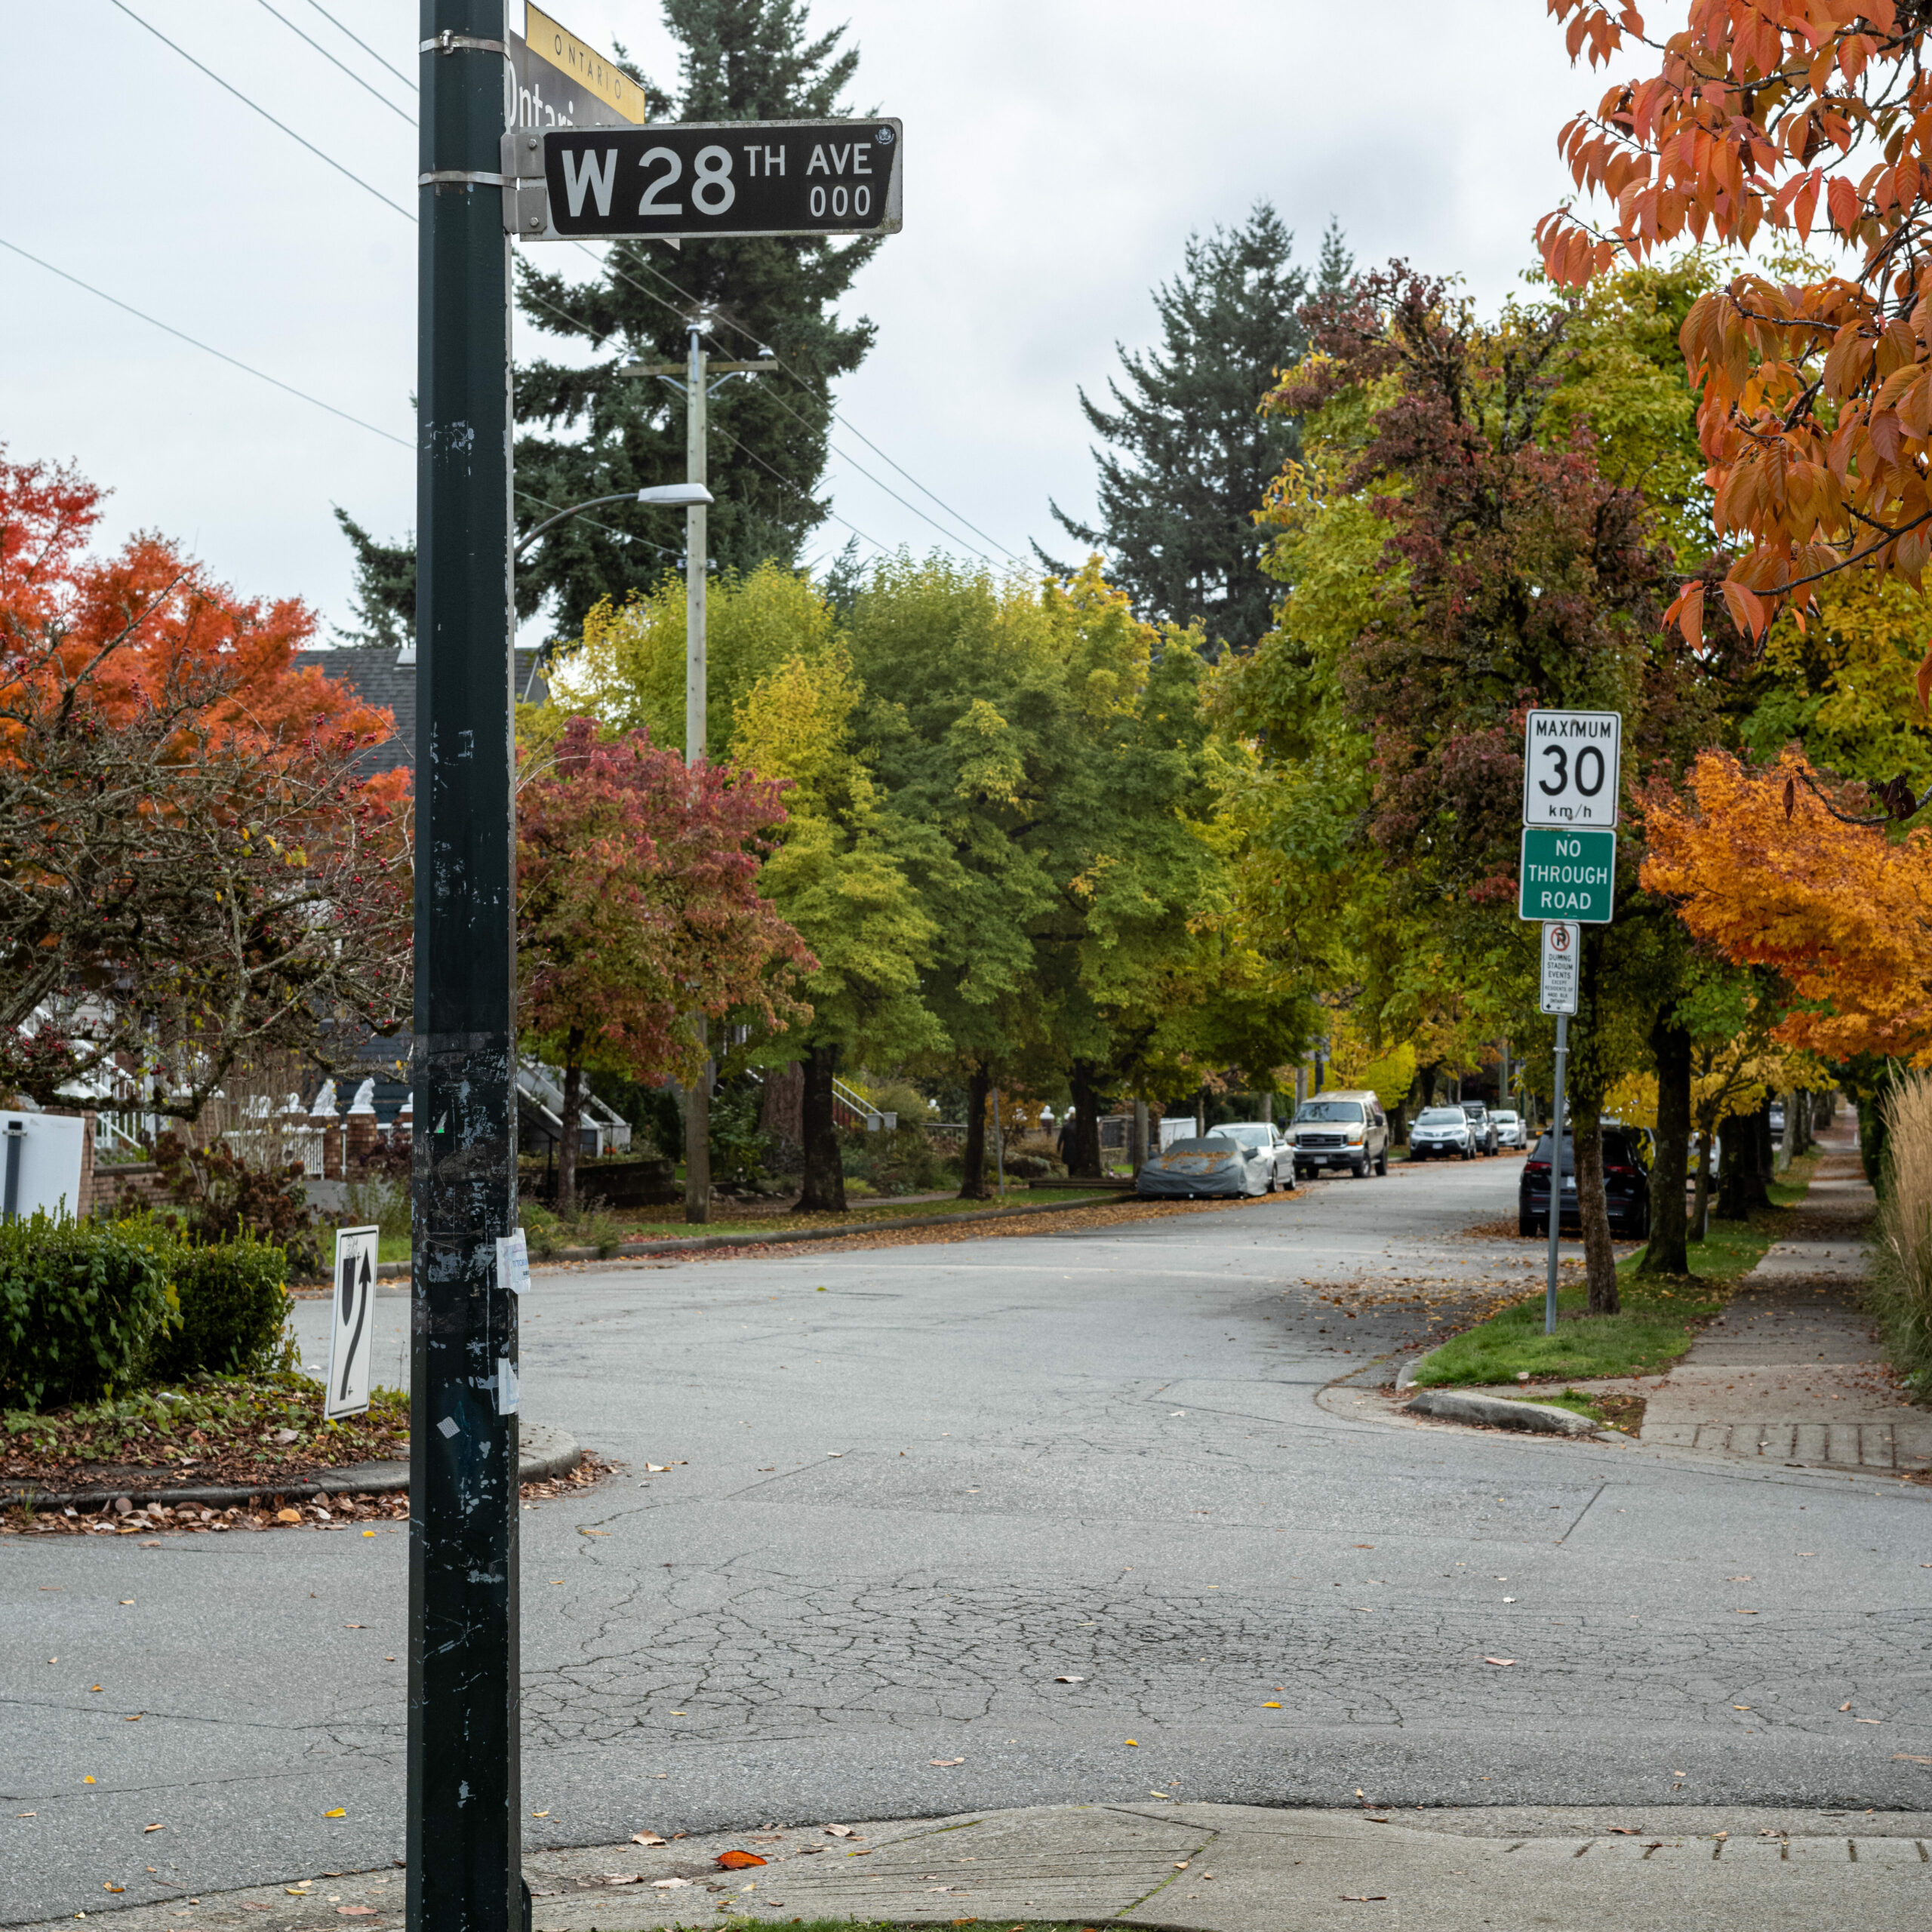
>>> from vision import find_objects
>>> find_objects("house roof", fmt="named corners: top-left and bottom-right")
top-left (303, 647), bottom-right (550, 777)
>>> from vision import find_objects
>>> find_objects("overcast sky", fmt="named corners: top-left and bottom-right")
top-left (4, 1), bottom-right (1599, 641)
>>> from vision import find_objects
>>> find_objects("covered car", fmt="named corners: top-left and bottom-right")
top-left (1137, 1134), bottom-right (1276, 1198)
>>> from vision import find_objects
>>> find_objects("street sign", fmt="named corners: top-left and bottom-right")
top-left (1522, 709), bottom-right (1621, 828)
top-left (1539, 920), bottom-right (1580, 1015)
top-left (1518, 826), bottom-right (1617, 923)
top-left (518, 119), bottom-right (903, 241)
top-left (324, 1225), bottom-right (379, 1420)
top-left (508, 5), bottom-right (647, 131)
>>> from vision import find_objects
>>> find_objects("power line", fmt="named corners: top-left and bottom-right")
top-left (254, 0), bottom-right (414, 124)
top-left (574, 242), bottom-right (1023, 563)
top-left (106, 0), bottom-right (415, 222)
top-left (0, 235), bottom-right (413, 449)
top-left (303, 0), bottom-right (419, 93)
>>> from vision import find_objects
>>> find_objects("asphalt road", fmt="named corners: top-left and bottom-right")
top-left (5, 1153), bottom-right (1929, 1921)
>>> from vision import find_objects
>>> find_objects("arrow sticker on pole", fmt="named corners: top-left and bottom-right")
top-left (325, 1225), bottom-right (380, 1420)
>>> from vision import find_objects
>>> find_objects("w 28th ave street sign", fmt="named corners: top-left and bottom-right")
top-left (506, 119), bottom-right (903, 241)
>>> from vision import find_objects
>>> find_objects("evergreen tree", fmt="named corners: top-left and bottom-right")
top-left (337, 0), bottom-right (880, 647)
top-left (331, 509), bottom-right (415, 649)
top-left (1039, 208), bottom-right (1347, 655)
top-left (515, 0), bottom-right (880, 638)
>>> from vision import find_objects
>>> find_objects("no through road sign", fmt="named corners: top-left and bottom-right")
top-left (1518, 826), bottom-right (1616, 923)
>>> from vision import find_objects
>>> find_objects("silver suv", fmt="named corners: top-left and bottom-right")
top-left (1460, 1101), bottom-right (1500, 1155)
top-left (1289, 1091), bottom-right (1391, 1180)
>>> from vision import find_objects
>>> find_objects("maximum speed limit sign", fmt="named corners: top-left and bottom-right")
top-left (1522, 709), bottom-right (1621, 829)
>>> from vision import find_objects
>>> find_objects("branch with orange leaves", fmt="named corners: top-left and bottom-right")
top-left (1540, 2), bottom-right (1932, 641)
top-left (1642, 747), bottom-right (1932, 1065)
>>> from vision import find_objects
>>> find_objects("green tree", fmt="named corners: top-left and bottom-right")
top-left (731, 648), bottom-right (943, 1211)
top-left (1040, 208), bottom-right (1346, 655)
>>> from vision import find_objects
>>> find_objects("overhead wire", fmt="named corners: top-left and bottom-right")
top-left (106, 8), bottom-right (977, 565)
top-left (303, 0), bottom-right (420, 93)
top-left (0, 235), bottom-right (413, 450)
top-left (253, 0), bottom-right (414, 124)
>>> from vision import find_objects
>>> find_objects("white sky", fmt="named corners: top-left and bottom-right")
top-left (3, 1), bottom-right (1599, 640)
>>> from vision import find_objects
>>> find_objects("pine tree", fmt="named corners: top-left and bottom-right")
top-left (337, 0), bottom-right (880, 647)
top-left (1040, 208), bottom-right (1346, 655)
top-left (515, 0), bottom-right (880, 638)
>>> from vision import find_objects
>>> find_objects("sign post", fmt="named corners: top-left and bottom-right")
top-left (1520, 712), bottom-right (1622, 1336)
top-left (411, 8), bottom-right (521, 1932)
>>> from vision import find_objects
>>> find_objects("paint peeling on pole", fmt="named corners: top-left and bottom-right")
top-left (409, 6), bottom-right (521, 1932)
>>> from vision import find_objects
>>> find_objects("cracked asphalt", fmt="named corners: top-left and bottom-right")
top-left (5, 1154), bottom-right (1930, 1921)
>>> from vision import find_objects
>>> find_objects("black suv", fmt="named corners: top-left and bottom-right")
top-left (1460, 1102), bottom-right (1500, 1155)
top-left (1519, 1127), bottom-right (1652, 1238)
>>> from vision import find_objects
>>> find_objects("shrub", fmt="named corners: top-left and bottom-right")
top-left (0, 1212), bottom-right (177, 1410)
top-left (146, 1232), bottom-right (293, 1382)
top-left (1872, 1070), bottom-right (1932, 1395)
top-left (153, 1133), bottom-right (323, 1278)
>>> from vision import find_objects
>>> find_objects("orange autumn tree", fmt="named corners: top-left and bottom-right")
top-left (0, 451), bottom-right (412, 1113)
top-left (1540, 2), bottom-right (1932, 653)
top-left (1644, 748), bottom-right (1932, 1062)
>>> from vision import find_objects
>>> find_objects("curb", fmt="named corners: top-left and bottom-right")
top-left (3, 1424), bottom-right (581, 1511)
top-left (1403, 1387), bottom-right (1598, 1436)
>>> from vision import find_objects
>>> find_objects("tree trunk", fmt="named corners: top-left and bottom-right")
top-left (958, 1060), bottom-right (992, 1199)
top-left (684, 1014), bottom-right (711, 1226)
top-left (1640, 1016), bottom-right (1692, 1275)
top-left (795, 1043), bottom-right (846, 1214)
top-left (1753, 1103), bottom-right (1777, 1197)
top-left (1572, 1109), bottom-right (1620, 1315)
top-left (1716, 1112), bottom-right (1770, 1217)
top-left (558, 1036), bottom-right (584, 1222)
top-left (1130, 1097), bottom-right (1149, 1175)
top-left (1419, 1063), bottom-right (1438, 1108)
top-left (1067, 1060), bottom-right (1104, 1177)
top-left (1690, 1134), bottom-right (1715, 1242)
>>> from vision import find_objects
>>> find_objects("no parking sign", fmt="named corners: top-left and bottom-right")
top-left (325, 1225), bottom-right (380, 1420)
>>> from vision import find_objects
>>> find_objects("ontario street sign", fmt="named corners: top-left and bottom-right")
top-left (1522, 708), bottom-right (1622, 829)
top-left (1518, 827), bottom-right (1617, 924)
top-left (507, 118), bottom-right (903, 241)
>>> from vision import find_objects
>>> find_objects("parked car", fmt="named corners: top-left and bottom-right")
top-left (1137, 1134), bottom-right (1278, 1198)
top-left (1769, 1101), bottom-right (1787, 1137)
top-left (1519, 1126), bottom-right (1653, 1238)
top-left (1460, 1101), bottom-right (1500, 1155)
top-left (1210, 1121), bottom-right (1294, 1188)
top-left (1688, 1129), bottom-right (1721, 1178)
top-left (1408, 1105), bottom-right (1476, 1160)
top-left (1490, 1109), bottom-right (1527, 1149)
top-left (1287, 1091), bottom-right (1390, 1180)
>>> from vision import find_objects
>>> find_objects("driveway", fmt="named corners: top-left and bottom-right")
top-left (4, 1149), bottom-right (1928, 1921)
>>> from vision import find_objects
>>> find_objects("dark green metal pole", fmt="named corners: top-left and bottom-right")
top-left (410, 7), bottom-right (520, 1932)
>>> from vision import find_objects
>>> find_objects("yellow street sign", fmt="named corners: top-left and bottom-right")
top-left (525, 6), bottom-right (646, 125)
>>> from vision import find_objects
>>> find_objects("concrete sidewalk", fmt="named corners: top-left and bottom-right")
top-left (1638, 1128), bottom-right (1932, 1473)
top-left (24, 1802), bottom-right (1930, 1932)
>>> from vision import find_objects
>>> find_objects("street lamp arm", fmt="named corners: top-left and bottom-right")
top-left (515, 484), bottom-right (714, 559)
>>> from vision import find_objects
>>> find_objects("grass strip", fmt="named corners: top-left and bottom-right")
top-left (1411, 1215), bottom-right (1780, 1386)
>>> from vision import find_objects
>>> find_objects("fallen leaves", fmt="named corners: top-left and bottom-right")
top-left (1894, 1753), bottom-right (1932, 1764)
top-left (930, 1757), bottom-right (964, 1766)
top-left (1262, 1701), bottom-right (1282, 1709)
top-left (629, 1831), bottom-right (666, 1847)
top-left (1483, 1657), bottom-right (1517, 1667)
top-left (337, 1908), bottom-right (377, 1918)
top-left (715, 1850), bottom-right (766, 1870)
top-left (1053, 1675), bottom-right (1084, 1684)
top-left (651, 1877), bottom-right (691, 1890)
top-left (824, 1825), bottom-right (857, 1838)
top-left (323, 1808), bottom-right (346, 1819)
top-left (143, 1824), bottom-right (163, 1834)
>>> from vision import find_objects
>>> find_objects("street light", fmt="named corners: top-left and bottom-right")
top-left (515, 482), bottom-right (714, 558)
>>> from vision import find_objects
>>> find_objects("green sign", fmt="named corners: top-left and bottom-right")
top-left (1518, 827), bottom-right (1616, 924)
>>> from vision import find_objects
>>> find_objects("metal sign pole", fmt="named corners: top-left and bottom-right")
top-left (1544, 1012), bottom-right (1568, 1337)
top-left (410, 6), bottom-right (521, 1932)
top-left (682, 320), bottom-right (712, 1224)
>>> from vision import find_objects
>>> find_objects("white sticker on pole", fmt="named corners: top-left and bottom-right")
top-left (1523, 709), bottom-right (1621, 828)
top-left (496, 1227), bottom-right (530, 1296)
top-left (1540, 921), bottom-right (1580, 1016)
top-left (325, 1225), bottom-right (380, 1419)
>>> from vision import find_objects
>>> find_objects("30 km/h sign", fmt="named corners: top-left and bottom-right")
top-left (1540, 920), bottom-right (1580, 1015)
top-left (1519, 826), bottom-right (1617, 923)
top-left (522, 119), bottom-right (903, 240)
top-left (1523, 709), bottom-right (1622, 828)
